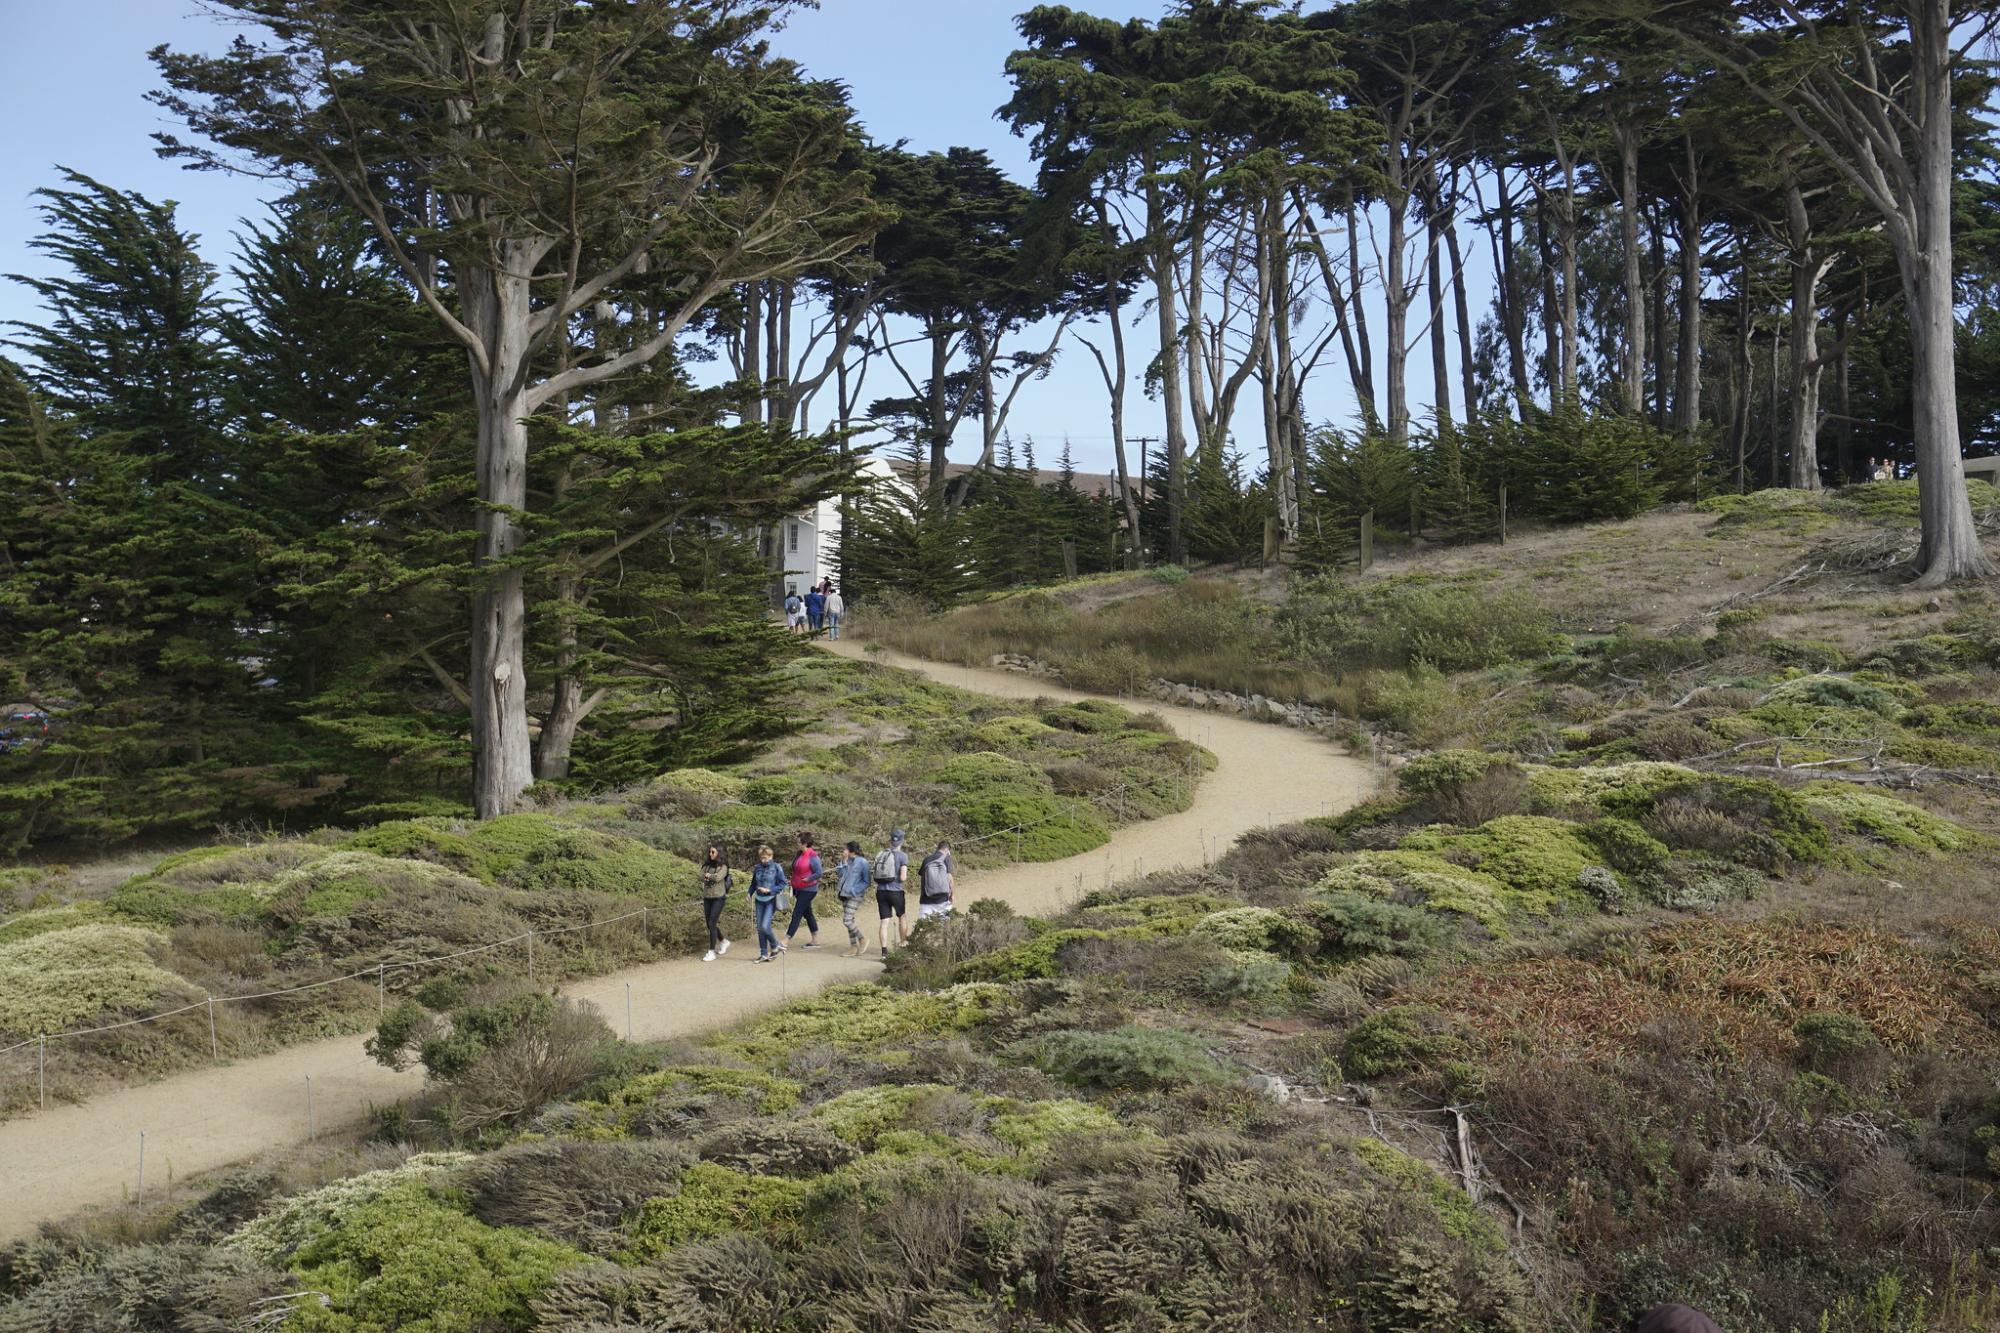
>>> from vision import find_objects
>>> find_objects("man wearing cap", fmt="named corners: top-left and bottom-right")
top-left (872, 829), bottom-right (911, 957)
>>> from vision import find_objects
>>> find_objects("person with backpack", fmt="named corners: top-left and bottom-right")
top-left (698, 845), bottom-right (732, 962)
top-left (783, 588), bottom-right (804, 635)
top-left (804, 586), bottom-right (826, 636)
top-left (917, 840), bottom-right (955, 922)
top-left (748, 844), bottom-right (788, 962)
top-left (835, 839), bottom-right (871, 955)
top-left (824, 586), bottom-right (845, 641)
top-left (871, 829), bottom-right (910, 956)
top-left (785, 832), bottom-right (823, 948)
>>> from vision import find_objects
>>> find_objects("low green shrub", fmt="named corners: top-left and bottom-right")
top-left (1026, 1025), bottom-right (1224, 1091)
top-left (1341, 1005), bottom-right (1467, 1079)
top-left (285, 1179), bottom-right (587, 1332)
top-left (624, 1163), bottom-right (813, 1256)
top-left (0, 924), bottom-right (193, 1035)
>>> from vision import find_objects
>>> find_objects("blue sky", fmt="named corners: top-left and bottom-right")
top-left (0, 0), bottom-right (1406, 473)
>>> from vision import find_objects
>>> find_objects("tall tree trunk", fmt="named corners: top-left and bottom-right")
top-left (1549, 141), bottom-right (1581, 397)
top-left (1905, 0), bottom-right (1995, 583)
top-left (1265, 186), bottom-right (1301, 540)
top-left (1096, 203), bottom-right (1143, 559)
top-left (466, 249), bottom-right (537, 819)
top-left (1427, 195), bottom-right (1453, 430)
top-left (1676, 140), bottom-right (1704, 438)
top-left (1146, 168), bottom-right (1192, 564)
top-left (741, 281), bottom-right (764, 424)
top-left (1537, 190), bottom-right (1562, 397)
top-left (1786, 179), bottom-right (1831, 491)
top-left (1385, 164), bottom-right (1413, 444)
top-left (1651, 204), bottom-right (1671, 431)
top-left (1833, 309), bottom-right (1854, 480)
top-left (1346, 198), bottom-right (1376, 422)
top-left (1485, 164), bottom-right (1532, 413)
top-left (1767, 330), bottom-right (1783, 489)
top-left (1446, 177), bottom-right (1477, 422)
top-left (926, 325), bottom-right (951, 497)
top-left (1299, 185), bottom-right (1371, 427)
top-left (1733, 239), bottom-right (1753, 493)
top-left (1617, 123), bottom-right (1647, 416)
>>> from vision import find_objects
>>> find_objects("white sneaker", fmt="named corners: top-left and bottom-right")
top-left (703, 950), bottom-right (717, 963)
top-left (718, 939), bottom-right (730, 955)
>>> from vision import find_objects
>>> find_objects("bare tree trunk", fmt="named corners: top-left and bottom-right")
top-left (1427, 194), bottom-right (1453, 430)
top-left (1676, 141), bottom-right (1704, 438)
top-left (1385, 165), bottom-right (1413, 443)
top-left (1833, 309), bottom-right (1853, 480)
top-left (741, 280), bottom-right (764, 424)
top-left (1446, 174), bottom-right (1477, 421)
top-left (1094, 202), bottom-right (1143, 558)
top-left (1617, 123), bottom-right (1647, 416)
top-left (1906, 0), bottom-right (1995, 583)
top-left (1347, 198), bottom-right (1376, 422)
top-left (1551, 141), bottom-right (1581, 397)
top-left (1786, 179), bottom-right (1832, 491)
top-left (1733, 238), bottom-right (1753, 493)
top-left (1537, 190), bottom-right (1562, 397)
top-left (1146, 168), bottom-right (1192, 564)
top-left (1651, 204), bottom-right (1671, 431)
top-left (1265, 186), bottom-right (1301, 539)
top-left (1767, 330), bottom-right (1783, 490)
top-left (926, 326), bottom-right (951, 496)
top-left (466, 249), bottom-right (538, 818)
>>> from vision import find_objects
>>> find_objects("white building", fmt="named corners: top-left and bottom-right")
top-left (772, 455), bottom-right (907, 598)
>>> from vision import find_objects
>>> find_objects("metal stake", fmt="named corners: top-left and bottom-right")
top-left (207, 997), bottom-right (219, 1063)
top-left (378, 963), bottom-right (386, 1015)
top-left (624, 982), bottom-right (633, 1040)
top-left (305, 1074), bottom-right (316, 1141)
top-left (526, 931), bottom-right (535, 982)
top-left (136, 1131), bottom-right (146, 1203)
top-left (37, 1036), bottom-right (45, 1111)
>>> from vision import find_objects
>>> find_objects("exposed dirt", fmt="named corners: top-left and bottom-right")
top-left (0, 645), bottom-right (1377, 1241)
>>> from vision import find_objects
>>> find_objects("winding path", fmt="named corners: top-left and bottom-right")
top-left (0, 644), bottom-right (1375, 1239)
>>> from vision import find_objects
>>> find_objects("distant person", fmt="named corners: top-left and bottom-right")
top-left (786, 832), bottom-right (823, 948)
top-left (698, 844), bottom-right (732, 962)
top-left (748, 844), bottom-right (787, 962)
top-left (824, 586), bottom-right (845, 640)
top-left (783, 588), bottom-right (804, 635)
top-left (872, 829), bottom-right (910, 956)
top-left (804, 586), bottom-right (826, 636)
top-left (1637, 1305), bottom-right (1721, 1333)
top-left (1870, 456), bottom-right (1892, 482)
top-left (835, 839), bottom-right (871, 955)
top-left (917, 840), bottom-right (955, 922)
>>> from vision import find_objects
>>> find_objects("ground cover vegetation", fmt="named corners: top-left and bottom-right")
top-left (9, 503), bottom-right (2000, 1329)
top-left (0, 656), bottom-right (1207, 1117)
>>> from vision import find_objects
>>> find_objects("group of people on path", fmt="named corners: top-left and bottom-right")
top-left (697, 829), bottom-right (955, 963)
top-left (784, 579), bottom-right (843, 639)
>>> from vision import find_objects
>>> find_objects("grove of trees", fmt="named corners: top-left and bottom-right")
top-left (4, 0), bottom-right (2000, 847)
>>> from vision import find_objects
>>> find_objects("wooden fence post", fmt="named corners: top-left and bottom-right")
top-left (1359, 509), bottom-right (1375, 574)
top-left (1498, 484), bottom-right (1508, 544)
top-left (1060, 538), bottom-right (1078, 579)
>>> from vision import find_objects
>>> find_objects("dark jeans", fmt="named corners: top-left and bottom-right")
top-left (703, 895), bottom-right (727, 949)
top-left (786, 889), bottom-right (819, 939)
top-left (754, 897), bottom-right (780, 956)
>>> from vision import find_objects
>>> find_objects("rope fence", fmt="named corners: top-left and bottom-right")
top-left (3, 758), bottom-right (1211, 1108)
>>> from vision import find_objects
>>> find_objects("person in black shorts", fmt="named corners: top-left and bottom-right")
top-left (871, 829), bottom-right (909, 957)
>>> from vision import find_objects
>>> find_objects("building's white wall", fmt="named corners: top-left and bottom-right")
top-left (777, 457), bottom-right (909, 597)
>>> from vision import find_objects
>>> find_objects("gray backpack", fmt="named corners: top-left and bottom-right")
top-left (871, 846), bottom-right (901, 883)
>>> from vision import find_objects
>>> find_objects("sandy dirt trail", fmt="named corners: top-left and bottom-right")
top-left (0, 644), bottom-right (1375, 1239)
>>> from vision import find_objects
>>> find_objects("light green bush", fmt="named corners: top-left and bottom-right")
top-left (224, 1153), bottom-right (477, 1263)
top-left (624, 1163), bottom-right (813, 1256)
top-left (1800, 784), bottom-right (1971, 852)
top-left (0, 901), bottom-right (105, 945)
top-left (0, 924), bottom-right (193, 1034)
top-left (285, 1179), bottom-right (587, 1333)
top-left (1028, 1025), bottom-right (1224, 1091)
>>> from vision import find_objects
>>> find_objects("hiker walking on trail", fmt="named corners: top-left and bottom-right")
top-left (872, 829), bottom-right (910, 956)
top-left (917, 840), bottom-right (955, 922)
top-left (804, 586), bottom-right (826, 636)
top-left (783, 588), bottom-right (804, 635)
top-left (698, 845), bottom-right (732, 962)
top-left (835, 839), bottom-right (871, 955)
top-left (824, 586), bottom-right (845, 640)
top-left (748, 844), bottom-right (787, 962)
top-left (786, 832), bottom-right (823, 948)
